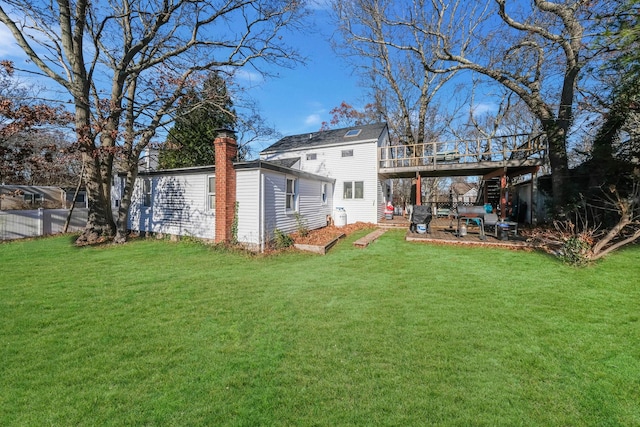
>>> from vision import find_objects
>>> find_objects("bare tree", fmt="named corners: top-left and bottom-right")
top-left (1, 0), bottom-right (305, 244)
top-left (449, 79), bottom-right (541, 163)
top-left (332, 0), bottom-right (461, 147)
top-left (427, 0), bottom-right (601, 211)
top-left (333, 0), bottom-right (602, 212)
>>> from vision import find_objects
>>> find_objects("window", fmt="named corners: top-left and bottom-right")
top-left (341, 149), bottom-right (353, 157)
top-left (321, 183), bottom-right (328, 205)
top-left (23, 193), bottom-right (42, 204)
top-left (207, 175), bottom-right (216, 211)
top-left (286, 177), bottom-right (297, 212)
top-left (354, 181), bottom-right (364, 199)
top-left (344, 129), bottom-right (361, 137)
top-left (306, 153), bottom-right (317, 160)
top-left (343, 181), bottom-right (364, 199)
top-left (142, 178), bottom-right (152, 207)
top-left (67, 192), bottom-right (86, 204)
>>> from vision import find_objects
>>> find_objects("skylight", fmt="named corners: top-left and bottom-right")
top-left (344, 129), bottom-right (362, 137)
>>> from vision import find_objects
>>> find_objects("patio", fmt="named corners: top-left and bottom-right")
top-left (379, 214), bottom-right (533, 248)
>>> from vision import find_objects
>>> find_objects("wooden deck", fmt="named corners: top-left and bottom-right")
top-left (379, 215), bottom-right (533, 248)
top-left (377, 133), bottom-right (546, 179)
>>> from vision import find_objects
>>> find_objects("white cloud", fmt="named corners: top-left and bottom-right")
top-left (307, 0), bottom-right (332, 10)
top-left (232, 68), bottom-right (264, 85)
top-left (0, 26), bottom-right (20, 58)
top-left (471, 102), bottom-right (497, 117)
top-left (304, 113), bottom-right (322, 126)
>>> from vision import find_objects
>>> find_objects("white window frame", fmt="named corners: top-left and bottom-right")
top-left (285, 177), bottom-right (298, 213)
top-left (306, 153), bottom-right (317, 160)
top-left (142, 178), bottom-right (152, 207)
top-left (343, 181), bottom-right (364, 199)
top-left (341, 149), bottom-right (354, 157)
top-left (207, 175), bottom-right (216, 212)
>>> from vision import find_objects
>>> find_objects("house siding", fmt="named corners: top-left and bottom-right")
top-left (261, 137), bottom-right (387, 224)
top-left (235, 169), bottom-right (261, 246)
top-left (261, 170), bottom-right (332, 242)
top-left (128, 172), bottom-right (215, 239)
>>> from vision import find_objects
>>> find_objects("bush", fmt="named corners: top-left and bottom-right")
top-left (559, 235), bottom-right (592, 266)
top-left (273, 229), bottom-right (293, 249)
top-left (295, 213), bottom-right (309, 237)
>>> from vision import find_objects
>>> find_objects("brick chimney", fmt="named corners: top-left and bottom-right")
top-left (214, 129), bottom-right (237, 243)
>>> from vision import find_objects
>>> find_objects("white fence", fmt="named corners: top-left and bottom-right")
top-left (0, 208), bottom-right (88, 241)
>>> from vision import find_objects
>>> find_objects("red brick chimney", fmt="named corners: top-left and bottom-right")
top-left (214, 129), bottom-right (237, 243)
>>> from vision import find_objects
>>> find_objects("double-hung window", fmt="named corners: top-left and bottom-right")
top-left (142, 178), bottom-right (152, 207)
top-left (343, 181), bottom-right (364, 199)
top-left (207, 175), bottom-right (216, 211)
top-left (286, 177), bottom-right (297, 212)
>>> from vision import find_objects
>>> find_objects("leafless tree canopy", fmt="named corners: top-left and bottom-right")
top-left (0, 0), bottom-right (306, 244)
top-left (332, 0), bottom-right (605, 210)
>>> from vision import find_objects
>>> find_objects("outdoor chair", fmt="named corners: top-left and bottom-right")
top-left (483, 213), bottom-right (499, 237)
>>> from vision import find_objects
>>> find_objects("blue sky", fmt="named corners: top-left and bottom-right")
top-left (241, 6), bottom-right (368, 149)
top-left (0, 1), bottom-right (498, 152)
top-left (0, 4), bottom-right (367, 151)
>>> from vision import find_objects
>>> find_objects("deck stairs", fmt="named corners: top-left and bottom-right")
top-left (477, 177), bottom-right (501, 207)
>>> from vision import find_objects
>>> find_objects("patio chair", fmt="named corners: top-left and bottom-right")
top-left (483, 213), bottom-right (499, 237)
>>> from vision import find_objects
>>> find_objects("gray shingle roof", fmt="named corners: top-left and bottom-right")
top-left (266, 157), bottom-right (300, 168)
top-left (260, 122), bottom-right (387, 154)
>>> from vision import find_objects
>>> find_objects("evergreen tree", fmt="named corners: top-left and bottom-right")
top-left (590, 0), bottom-right (639, 172)
top-left (159, 72), bottom-right (237, 169)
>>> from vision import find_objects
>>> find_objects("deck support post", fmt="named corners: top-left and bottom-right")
top-left (500, 172), bottom-right (507, 220)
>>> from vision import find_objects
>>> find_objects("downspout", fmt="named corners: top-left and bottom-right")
top-left (260, 171), bottom-right (265, 253)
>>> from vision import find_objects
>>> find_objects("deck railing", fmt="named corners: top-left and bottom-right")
top-left (379, 133), bottom-right (546, 169)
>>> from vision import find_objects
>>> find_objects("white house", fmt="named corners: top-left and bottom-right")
top-left (451, 182), bottom-right (478, 205)
top-left (260, 122), bottom-right (391, 224)
top-left (118, 123), bottom-right (391, 250)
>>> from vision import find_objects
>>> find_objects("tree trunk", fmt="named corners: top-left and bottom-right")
top-left (75, 151), bottom-right (116, 245)
top-left (542, 120), bottom-right (569, 212)
top-left (114, 161), bottom-right (139, 244)
top-left (63, 161), bottom-right (84, 233)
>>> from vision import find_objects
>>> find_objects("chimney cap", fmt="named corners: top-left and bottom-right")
top-left (215, 128), bottom-right (236, 139)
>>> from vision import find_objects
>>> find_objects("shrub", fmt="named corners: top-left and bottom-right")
top-left (273, 228), bottom-right (293, 249)
top-left (559, 235), bottom-right (592, 266)
top-left (295, 212), bottom-right (309, 237)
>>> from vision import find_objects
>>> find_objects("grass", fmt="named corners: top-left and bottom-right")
top-left (1, 231), bottom-right (639, 426)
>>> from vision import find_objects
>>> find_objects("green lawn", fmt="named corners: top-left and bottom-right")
top-left (1, 231), bottom-right (639, 426)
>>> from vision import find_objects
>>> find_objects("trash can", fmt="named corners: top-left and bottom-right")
top-left (498, 222), bottom-right (509, 240)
